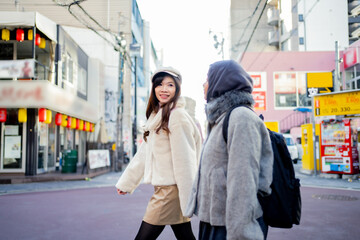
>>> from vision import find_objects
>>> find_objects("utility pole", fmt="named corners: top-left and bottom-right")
top-left (133, 55), bottom-right (138, 154)
top-left (334, 41), bottom-right (341, 92)
top-left (130, 43), bottom-right (141, 155)
top-left (114, 31), bottom-right (126, 172)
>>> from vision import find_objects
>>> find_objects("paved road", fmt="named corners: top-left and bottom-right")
top-left (1, 162), bottom-right (360, 239)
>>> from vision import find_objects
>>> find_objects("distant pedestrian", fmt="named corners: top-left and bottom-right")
top-left (185, 60), bottom-right (274, 240)
top-left (115, 67), bottom-right (202, 240)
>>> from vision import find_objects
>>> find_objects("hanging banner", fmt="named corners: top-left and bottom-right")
top-left (0, 59), bottom-right (35, 78)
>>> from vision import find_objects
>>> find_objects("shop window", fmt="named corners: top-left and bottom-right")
top-left (0, 43), bottom-right (14, 60)
top-left (298, 72), bottom-right (311, 106)
top-left (1, 109), bottom-right (23, 170)
top-left (274, 72), bottom-right (311, 108)
top-left (47, 118), bottom-right (56, 169)
top-left (355, 64), bottom-right (360, 78)
top-left (357, 79), bottom-right (360, 89)
top-left (274, 73), bottom-right (297, 107)
top-left (38, 121), bottom-right (48, 171)
top-left (345, 68), bottom-right (355, 81)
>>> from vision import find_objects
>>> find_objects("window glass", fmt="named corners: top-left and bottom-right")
top-left (274, 73), bottom-right (297, 107)
top-left (47, 117), bottom-right (56, 169)
top-left (299, 37), bottom-right (304, 45)
top-left (77, 66), bottom-right (87, 95)
top-left (355, 64), bottom-right (360, 78)
top-left (67, 54), bottom-right (73, 84)
top-left (298, 72), bottom-right (311, 106)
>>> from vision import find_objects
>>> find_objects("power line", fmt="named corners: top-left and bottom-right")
top-left (52, 0), bottom-right (134, 70)
top-left (239, 0), bottom-right (268, 62)
top-left (231, 0), bottom-right (264, 52)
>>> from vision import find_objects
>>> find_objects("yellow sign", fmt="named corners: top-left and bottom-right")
top-left (314, 90), bottom-right (360, 116)
top-left (307, 72), bottom-right (333, 88)
top-left (265, 121), bottom-right (279, 133)
top-left (319, 87), bottom-right (331, 93)
top-left (306, 72), bottom-right (333, 97)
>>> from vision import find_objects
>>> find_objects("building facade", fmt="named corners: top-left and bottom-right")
top-left (0, 0), bottom-right (159, 177)
top-left (231, 0), bottom-right (349, 61)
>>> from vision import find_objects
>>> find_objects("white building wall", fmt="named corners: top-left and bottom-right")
top-left (298, 0), bottom-right (349, 51)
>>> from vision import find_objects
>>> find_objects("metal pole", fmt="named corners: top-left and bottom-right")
top-left (311, 96), bottom-right (317, 176)
top-left (133, 56), bottom-right (137, 155)
top-left (115, 45), bottom-right (125, 172)
top-left (335, 41), bottom-right (340, 92)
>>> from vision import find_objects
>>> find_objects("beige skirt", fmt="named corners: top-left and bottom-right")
top-left (143, 185), bottom-right (190, 226)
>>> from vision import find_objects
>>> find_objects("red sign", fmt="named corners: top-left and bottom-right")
top-left (252, 91), bottom-right (266, 110)
top-left (343, 47), bottom-right (358, 69)
top-left (251, 74), bottom-right (262, 88)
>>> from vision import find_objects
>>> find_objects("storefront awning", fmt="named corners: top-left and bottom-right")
top-left (0, 11), bottom-right (57, 43)
top-left (0, 80), bottom-right (98, 123)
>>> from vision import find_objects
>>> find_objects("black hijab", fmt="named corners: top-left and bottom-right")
top-left (206, 60), bottom-right (253, 102)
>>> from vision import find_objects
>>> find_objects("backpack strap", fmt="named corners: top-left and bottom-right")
top-left (222, 104), bottom-right (254, 143)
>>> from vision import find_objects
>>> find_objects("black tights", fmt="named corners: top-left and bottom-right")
top-left (134, 221), bottom-right (196, 240)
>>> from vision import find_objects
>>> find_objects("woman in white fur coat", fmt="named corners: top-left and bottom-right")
top-left (115, 67), bottom-right (202, 240)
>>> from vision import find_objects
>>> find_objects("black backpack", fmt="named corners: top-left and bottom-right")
top-left (222, 105), bottom-right (301, 228)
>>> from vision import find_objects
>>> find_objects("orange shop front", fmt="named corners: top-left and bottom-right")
top-left (0, 80), bottom-right (97, 176)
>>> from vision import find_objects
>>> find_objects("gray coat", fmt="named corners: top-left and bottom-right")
top-left (186, 90), bottom-right (273, 240)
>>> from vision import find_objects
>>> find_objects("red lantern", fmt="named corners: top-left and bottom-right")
top-left (55, 113), bottom-right (62, 126)
top-left (16, 29), bottom-right (24, 42)
top-left (35, 34), bottom-right (41, 46)
top-left (0, 109), bottom-right (7, 122)
top-left (76, 119), bottom-right (80, 129)
top-left (66, 116), bottom-right (72, 128)
top-left (83, 121), bottom-right (87, 131)
top-left (38, 108), bottom-right (46, 122)
top-left (89, 123), bottom-right (94, 132)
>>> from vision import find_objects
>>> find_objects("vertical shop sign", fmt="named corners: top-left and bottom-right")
top-left (343, 47), bottom-right (358, 69)
top-left (249, 72), bottom-right (267, 111)
top-left (252, 91), bottom-right (266, 110)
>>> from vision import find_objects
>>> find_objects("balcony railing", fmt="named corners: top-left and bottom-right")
top-left (268, 30), bottom-right (279, 46)
top-left (267, 7), bottom-right (279, 26)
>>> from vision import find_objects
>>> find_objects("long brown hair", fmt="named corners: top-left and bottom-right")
top-left (144, 73), bottom-right (181, 140)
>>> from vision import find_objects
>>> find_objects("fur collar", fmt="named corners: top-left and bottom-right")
top-left (144, 97), bottom-right (186, 131)
top-left (205, 90), bottom-right (254, 124)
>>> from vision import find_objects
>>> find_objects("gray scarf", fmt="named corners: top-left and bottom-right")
top-left (205, 89), bottom-right (254, 125)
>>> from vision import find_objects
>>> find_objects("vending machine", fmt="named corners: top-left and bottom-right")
top-left (320, 119), bottom-right (359, 174)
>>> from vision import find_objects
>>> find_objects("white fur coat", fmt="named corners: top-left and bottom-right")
top-left (115, 98), bottom-right (202, 214)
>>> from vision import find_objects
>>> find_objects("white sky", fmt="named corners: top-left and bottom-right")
top-left (137, 0), bottom-right (230, 126)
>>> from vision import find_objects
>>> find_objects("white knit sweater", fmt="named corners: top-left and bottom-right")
top-left (115, 98), bottom-right (202, 214)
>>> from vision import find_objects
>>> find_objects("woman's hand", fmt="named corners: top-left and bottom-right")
top-left (117, 189), bottom-right (128, 195)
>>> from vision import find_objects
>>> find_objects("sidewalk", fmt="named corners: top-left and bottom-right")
top-left (293, 162), bottom-right (360, 190)
top-left (0, 170), bottom-right (122, 195)
top-left (0, 168), bottom-right (111, 184)
top-left (1, 161), bottom-right (360, 196)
